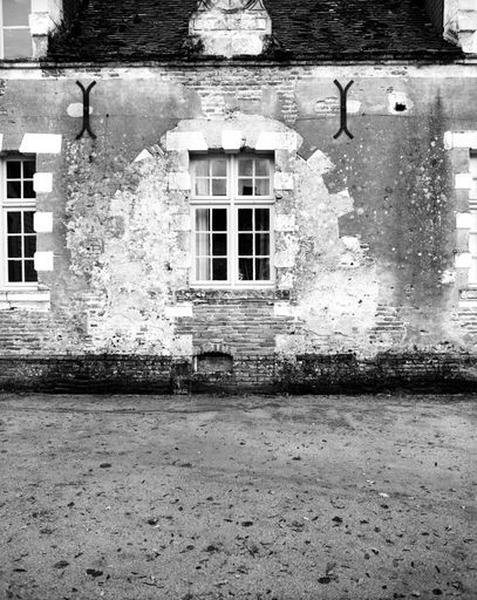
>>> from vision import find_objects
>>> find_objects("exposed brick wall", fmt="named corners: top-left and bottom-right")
top-left (425, 0), bottom-right (444, 33)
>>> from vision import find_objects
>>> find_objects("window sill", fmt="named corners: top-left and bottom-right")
top-left (0, 288), bottom-right (50, 311)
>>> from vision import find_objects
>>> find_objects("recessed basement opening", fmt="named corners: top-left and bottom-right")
top-left (394, 102), bottom-right (407, 112)
top-left (195, 352), bottom-right (233, 375)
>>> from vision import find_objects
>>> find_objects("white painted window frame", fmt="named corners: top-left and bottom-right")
top-left (190, 153), bottom-right (275, 289)
top-left (0, 0), bottom-right (32, 60)
top-left (469, 151), bottom-right (477, 285)
top-left (0, 155), bottom-right (38, 290)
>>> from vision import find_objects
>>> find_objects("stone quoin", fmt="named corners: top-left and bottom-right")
top-left (0, 0), bottom-right (477, 393)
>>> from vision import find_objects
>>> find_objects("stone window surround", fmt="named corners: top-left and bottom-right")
top-left (189, 153), bottom-right (276, 288)
top-left (0, 139), bottom-right (59, 310)
top-left (164, 125), bottom-right (299, 293)
top-left (445, 130), bottom-right (477, 302)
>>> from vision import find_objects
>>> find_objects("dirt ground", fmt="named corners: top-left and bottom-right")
top-left (0, 393), bottom-right (475, 600)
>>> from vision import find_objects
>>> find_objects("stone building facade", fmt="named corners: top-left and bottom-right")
top-left (1, 0), bottom-right (477, 392)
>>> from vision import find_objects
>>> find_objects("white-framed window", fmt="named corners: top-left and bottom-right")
top-left (1, 0), bottom-right (32, 60)
top-left (190, 153), bottom-right (274, 287)
top-left (1, 155), bottom-right (37, 287)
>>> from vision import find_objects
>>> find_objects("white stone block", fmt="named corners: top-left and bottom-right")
top-left (33, 172), bottom-right (53, 193)
top-left (171, 214), bottom-right (191, 232)
top-left (274, 172), bottom-right (294, 190)
top-left (455, 252), bottom-right (472, 268)
top-left (274, 250), bottom-right (296, 269)
top-left (33, 212), bottom-right (53, 233)
top-left (168, 172), bottom-right (191, 191)
top-left (166, 131), bottom-right (208, 152)
top-left (34, 251), bottom-right (54, 271)
top-left (165, 304), bottom-right (194, 319)
top-left (456, 212), bottom-right (473, 229)
top-left (32, 0), bottom-right (49, 11)
top-left (133, 149), bottom-right (153, 162)
top-left (446, 131), bottom-right (477, 149)
top-left (275, 214), bottom-right (296, 232)
top-left (0, 134), bottom-right (3, 151)
top-left (255, 131), bottom-right (298, 152)
top-left (274, 302), bottom-right (295, 318)
top-left (221, 130), bottom-right (243, 152)
top-left (307, 149), bottom-right (334, 174)
top-left (20, 133), bottom-right (62, 154)
top-left (29, 11), bottom-right (52, 35)
top-left (455, 173), bottom-right (474, 189)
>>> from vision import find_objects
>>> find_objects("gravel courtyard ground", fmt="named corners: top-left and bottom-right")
top-left (0, 393), bottom-right (475, 600)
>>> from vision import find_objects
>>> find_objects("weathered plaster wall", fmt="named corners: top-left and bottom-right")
top-left (0, 64), bottom-right (476, 390)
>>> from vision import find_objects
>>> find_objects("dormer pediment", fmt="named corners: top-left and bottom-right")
top-left (189, 0), bottom-right (272, 58)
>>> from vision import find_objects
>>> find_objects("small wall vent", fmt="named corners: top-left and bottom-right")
top-left (194, 352), bottom-right (233, 375)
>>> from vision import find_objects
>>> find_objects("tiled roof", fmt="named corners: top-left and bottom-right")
top-left (47, 0), bottom-right (462, 62)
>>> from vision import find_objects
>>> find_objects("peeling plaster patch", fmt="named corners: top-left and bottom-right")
top-left (455, 252), bottom-right (472, 268)
top-left (274, 302), bottom-right (295, 318)
top-left (164, 304), bottom-right (193, 319)
top-left (387, 91), bottom-right (413, 114)
top-left (33, 212), bottom-right (53, 233)
top-left (67, 103), bottom-right (92, 118)
top-left (20, 134), bottom-right (62, 154)
top-left (168, 172), bottom-right (192, 191)
top-left (275, 214), bottom-right (296, 232)
top-left (275, 334), bottom-right (307, 355)
top-left (274, 172), bottom-right (294, 190)
top-left (441, 269), bottom-right (457, 284)
top-left (170, 335), bottom-right (193, 356)
top-left (34, 251), bottom-right (54, 271)
top-left (166, 131), bottom-right (208, 152)
top-left (33, 172), bottom-right (53, 193)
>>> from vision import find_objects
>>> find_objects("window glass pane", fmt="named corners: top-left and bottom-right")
top-left (238, 179), bottom-right (254, 196)
top-left (196, 258), bottom-right (211, 281)
top-left (8, 236), bottom-right (22, 258)
top-left (255, 233), bottom-right (270, 256)
top-left (6, 161), bottom-right (21, 179)
top-left (256, 258), bottom-right (270, 280)
top-left (24, 236), bottom-right (36, 258)
top-left (7, 181), bottom-right (21, 198)
top-left (211, 178), bottom-right (227, 196)
top-left (194, 160), bottom-right (209, 177)
top-left (3, 28), bottom-right (32, 59)
top-left (238, 234), bottom-right (253, 256)
top-left (195, 178), bottom-right (209, 196)
top-left (256, 209), bottom-right (270, 231)
top-left (196, 233), bottom-right (210, 256)
top-left (24, 260), bottom-right (37, 282)
top-left (255, 179), bottom-right (270, 196)
top-left (3, 0), bottom-right (30, 26)
top-left (238, 258), bottom-right (253, 281)
top-left (23, 212), bottom-right (34, 233)
top-left (211, 158), bottom-right (227, 177)
top-left (196, 209), bottom-right (210, 232)
top-left (8, 261), bottom-right (22, 282)
top-left (212, 209), bottom-right (227, 231)
top-left (212, 258), bottom-right (227, 281)
top-left (23, 160), bottom-right (35, 179)
top-left (255, 159), bottom-right (269, 177)
top-left (238, 159), bottom-right (253, 177)
top-left (23, 181), bottom-right (35, 198)
top-left (212, 234), bottom-right (227, 256)
top-left (7, 212), bottom-right (21, 233)
top-left (238, 209), bottom-right (253, 231)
